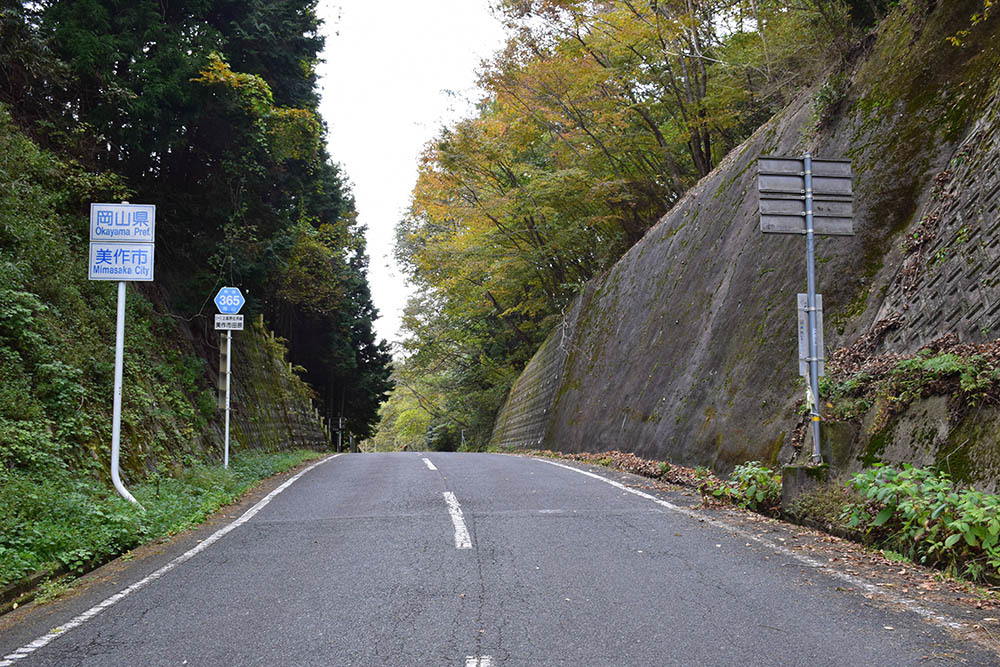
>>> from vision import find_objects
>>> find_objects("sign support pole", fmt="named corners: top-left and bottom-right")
top-left (804, 154), bottom-right (823, 463)
top-left (111, 280), bottom-right (141, 506)
top-left (224, 329), bottom-right (232, 469)
top-left (758, 154), bottom-right (853, 466)
top-left (213, 287), bottom-right (244, 468)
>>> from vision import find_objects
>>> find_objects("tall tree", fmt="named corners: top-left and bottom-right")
top-left (0, 0), bottom-right (393, 436)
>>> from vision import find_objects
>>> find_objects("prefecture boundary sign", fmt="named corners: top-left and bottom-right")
top-left (88, 201), bottom-right (156, 506)
top-left (90, 203), bottom-right (155, 242)
top-left (88, 203), bottom-right (156, 282)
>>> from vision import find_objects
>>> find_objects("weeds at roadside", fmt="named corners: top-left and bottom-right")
top-left (34, 575), bottom-right (73, 604)
top-left (699, 461), bottom-right (782, 514)
top-left (0, 449), bottom-right (324, 590)
top-left (841, 464), bottom-right (1000, 584)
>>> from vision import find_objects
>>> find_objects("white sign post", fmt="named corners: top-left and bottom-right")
top-left (89, 202), bottom-right (156, 507)
top-left (214, 287), bottom-right (245, 468)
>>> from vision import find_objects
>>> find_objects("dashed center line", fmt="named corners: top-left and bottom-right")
top-left (443, 491), bottom-right (472, 549)
top-left (422, 458), bottom-right (438, 471)
top-left (465, 657), bottom-right (494, 667)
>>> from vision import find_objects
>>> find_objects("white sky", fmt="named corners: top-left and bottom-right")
top-left (316, 1), bottom-right (507, 348)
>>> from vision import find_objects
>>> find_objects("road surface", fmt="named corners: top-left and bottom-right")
top-left (1, 452), bottom-right (997, 665)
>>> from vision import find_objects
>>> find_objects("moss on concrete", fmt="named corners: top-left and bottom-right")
top-left (490, 1), bottom-right (1000, 480)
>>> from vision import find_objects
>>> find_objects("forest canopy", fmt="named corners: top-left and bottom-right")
top-left (0, 0), bottom-right (392, 438)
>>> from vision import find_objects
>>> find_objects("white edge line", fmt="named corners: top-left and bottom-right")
top-left (535, 458), bottom-right (968, 632)
top-left (0, 454), bottom-right (343, 666)
top-left (443, 492), bottom-right (473, 549)
top-left (422, 458), bottom-right (438, 471)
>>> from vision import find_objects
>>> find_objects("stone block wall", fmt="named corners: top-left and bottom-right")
top-left (876, 97), bottom-right (1000, 352)
top-left (229, 316), bottom-right (330, 453)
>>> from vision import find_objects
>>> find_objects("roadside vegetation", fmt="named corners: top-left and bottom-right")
top-left (822, 334), bottom-right (1000, 432)
top-left (1, 0), bottom-right (392, 600)
top-left (0, 449), bottom-right (324, 601)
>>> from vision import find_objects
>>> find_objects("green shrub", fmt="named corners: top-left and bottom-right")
top-left (0, 449), bottom-right (322, 588)
top-left (701, 461), bottom-right (781, 513)
top-left (842, 464), bottom-right (1000, 582)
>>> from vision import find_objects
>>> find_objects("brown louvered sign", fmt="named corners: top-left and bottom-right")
top-left (758, 157), bottom-right (854, 235)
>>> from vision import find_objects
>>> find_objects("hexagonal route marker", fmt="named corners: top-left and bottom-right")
top-left (214, 286), bottom-right (245, 314)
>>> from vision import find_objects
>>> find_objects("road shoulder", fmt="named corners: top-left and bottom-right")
top-left (0, 453), bottom-right (340, 652)
top-left (527, 454), bottom-right (1000, 657)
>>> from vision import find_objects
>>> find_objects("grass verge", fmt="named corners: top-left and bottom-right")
top-left (0, 449), bottom-right (325, 597)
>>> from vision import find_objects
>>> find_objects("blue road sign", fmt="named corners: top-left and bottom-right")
top-left (90, 203), bottom-right (156, 242)
top-left (89, 242), bottom-right (155, 281)
top-left (214, 287), bottom-right (245, 314)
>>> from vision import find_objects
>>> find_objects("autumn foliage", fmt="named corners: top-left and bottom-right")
top-left (388, 0), bottom-right (874, 448)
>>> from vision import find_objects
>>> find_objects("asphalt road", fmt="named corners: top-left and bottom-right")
top-left (2, 452), bottom-right (998, 666)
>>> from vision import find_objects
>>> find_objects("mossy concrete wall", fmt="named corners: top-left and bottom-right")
top-left (113, 312), bottom-right (329, 482)
top-left (491, 1), bottom-right (1000, 476)
top-left (229, 315), bottom-right (330, 454)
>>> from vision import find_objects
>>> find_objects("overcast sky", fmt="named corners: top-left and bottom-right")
top-left (315, 1), bottom-right (507, 348)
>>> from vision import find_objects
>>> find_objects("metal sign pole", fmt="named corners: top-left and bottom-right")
top-left (224, 329), bottom-right (232, 469)
top-left (803, 154), bottom-right (823, 463)
top-left (213, 287), bottom-right (244, 468)
top-left (111, 280), bottom-right (141, 506)
top-left (758, 154), bottom-right (853, 466)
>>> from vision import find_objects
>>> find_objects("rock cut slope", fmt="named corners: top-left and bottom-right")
top-left (491, 1), bottom-right (1000, 478)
